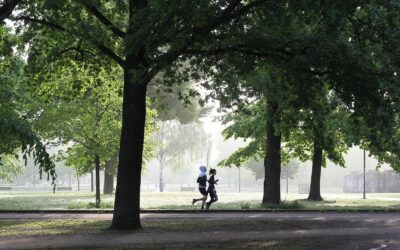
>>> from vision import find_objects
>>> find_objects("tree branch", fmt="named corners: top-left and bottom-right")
top-left (183, 47), bottom-right (288, 61)
top-left (147, 0), bottom-right (268, 82)
top-left (13, 15), bottom-right (125, 67)
top-left (81, 2), bottom-right (125, 38)
top-left (94, 42), bottom-right (125, 67)
top-left (0, 0), bottom-right (22, 22)
top-left (14, 16), bottom-right (65, 31)
top-left (193, 0), bottom-right (267, 36)
top-left (58, 47), bottom-right (96, 57)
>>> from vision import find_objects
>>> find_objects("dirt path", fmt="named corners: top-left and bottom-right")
top-left (1, 212), bottom-right (400, 249)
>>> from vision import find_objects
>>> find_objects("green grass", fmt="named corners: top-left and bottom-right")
top-left (0, 219), bottom-right (110, 236)
top-left (0, 219), bottom-right (283, 237)
top-left (0, 191), bottom-right (400, 211)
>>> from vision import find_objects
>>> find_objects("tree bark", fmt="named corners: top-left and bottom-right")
top-left (103, 160), bottom-right (114, 194)
top-left (111, 65), bottom-right (147, 229)
top-left (77, 176), bottom-right (80, 192)
top-left (308, 138), bottom-right (323, 201)
top-left (262, 102), bottom-right (281, 204)
top-left (95, 154), bottom-right (101, 208)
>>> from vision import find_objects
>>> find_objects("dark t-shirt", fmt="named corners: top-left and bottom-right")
top-left (207, 175), bottom-right (217, 191)
top-left (197, 175), bottom-right (207, 188)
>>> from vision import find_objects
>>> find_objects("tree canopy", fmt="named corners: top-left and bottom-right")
top-left (3, 0), bottom-right (400, 228)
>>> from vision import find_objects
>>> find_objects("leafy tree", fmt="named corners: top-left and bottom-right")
top-left (6, 0), bottom-right (266, 229)
top-left (148, 81), bottom-right (209, 124)
top-left (0, 154), bottom-right (23, 182)
top-left (0, 26), bottom-right (55, 181)
top-left (153, 121), bottom-right (210, 192)
top-left (7, 0), bottom-right (400, 227)
top-left (32, 63), bottom-right (157, 206)
top-left (246, 159), bottom-right (299, 181)
top-left (150, 79), bottom-right (210, 192)
top-left (205, 2), bottom-right (400, 205)
top-left (31, 64), bottom-right (121, 207)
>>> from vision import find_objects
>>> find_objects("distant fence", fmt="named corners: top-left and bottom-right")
top-left (343, 170), bottom-right (400, 193)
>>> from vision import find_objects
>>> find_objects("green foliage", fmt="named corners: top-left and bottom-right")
top-left (245, 159), bottom-right (300, 181)
top-left (0, 26), bottom-right (55, 180)
top-left (31, 62), bottom-right (158, 174)
top-left (212, 2), bottom-right (400, 173)
top-left (0, 154), bottom-right (23, 182)
top-left (149, 81), bottom-right (210, 124)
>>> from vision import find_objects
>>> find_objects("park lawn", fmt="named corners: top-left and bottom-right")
top-left (0, 218), bottom-right (378, 250)
top-left (0, 219), bottom-right (280, 237)
top-left (0, 219), bottom-right (348, 250)
top-left (0, 191), bottom-right (400, 210)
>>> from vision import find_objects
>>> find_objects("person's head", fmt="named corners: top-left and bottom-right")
top-left (199, 166), bottom-right (207, 173)
top-left (209, 168), bottom-right (216, 175)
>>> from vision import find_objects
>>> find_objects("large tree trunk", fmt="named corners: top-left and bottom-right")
top-left (262, 102), bottom-right (282, 204)
top-left (103, 160), bottom-right (114, 194)
top-left (111, 65), bottom-right (147, 229)
top-left (308, 138), bottom-right (323, 201)
top-left (95, 154), bottom-right (101, 208)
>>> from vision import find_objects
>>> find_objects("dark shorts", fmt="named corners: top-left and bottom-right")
top-left (199, 187), bottom-right (207, 196)
top-left (208, 189), bottom-right (218, 200)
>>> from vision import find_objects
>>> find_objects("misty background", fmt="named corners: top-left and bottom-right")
top-left (1, 113), bottom-right (392, 196)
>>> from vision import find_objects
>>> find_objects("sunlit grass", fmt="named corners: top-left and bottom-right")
top-left (0, 191), bottom-right (399, 210)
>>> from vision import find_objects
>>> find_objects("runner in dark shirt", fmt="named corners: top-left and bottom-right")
top-left (206, 168), bottom-right (218, 209)
top-left (192, 166), bottom-right (208, 209)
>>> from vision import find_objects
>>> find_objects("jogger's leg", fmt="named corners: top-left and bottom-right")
top-left (200, 194), bottom-right (207, 209)
top-left (206, 191), bottom-right (217, 209)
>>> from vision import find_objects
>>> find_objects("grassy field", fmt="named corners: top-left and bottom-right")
top-left (0, 191), bottom-right (400, 210)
